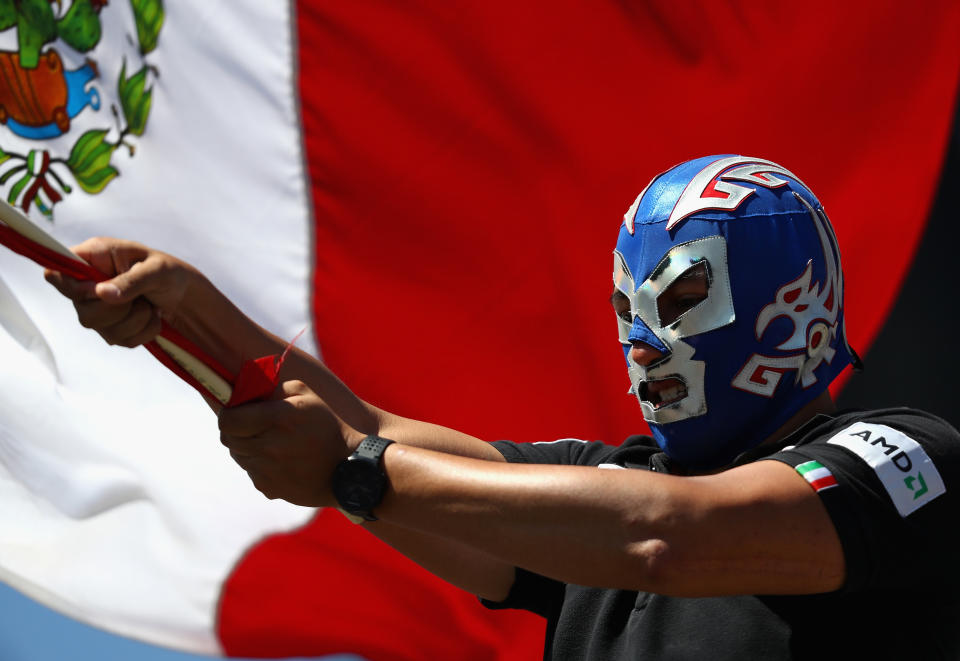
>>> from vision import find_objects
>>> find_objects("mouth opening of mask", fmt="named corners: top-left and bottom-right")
top-left (639, 376), bottom-right (688, 410)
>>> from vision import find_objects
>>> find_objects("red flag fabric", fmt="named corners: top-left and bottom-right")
top-left (219, 3), bottom-right (960, 659)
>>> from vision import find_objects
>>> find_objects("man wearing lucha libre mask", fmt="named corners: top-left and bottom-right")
top-left (49, 155), bottom-right (960, 659)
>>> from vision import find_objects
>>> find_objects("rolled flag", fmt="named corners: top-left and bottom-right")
top-left (0, 199), bottom-right (290, 406)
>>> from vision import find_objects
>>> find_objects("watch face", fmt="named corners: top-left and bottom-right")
top-left (332, 457), bottom-right (386, 515)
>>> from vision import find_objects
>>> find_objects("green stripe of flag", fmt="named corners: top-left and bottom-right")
top-left (796, 460), bottom-right (825, 475)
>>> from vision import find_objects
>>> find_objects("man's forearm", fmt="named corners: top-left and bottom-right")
top-left (366, 520), bottom-right (516, 601)
top-left (370, 444), bottom-right (845, 597)
top-left (374, 444), bottom-right (663, 591)
top-left (166, 269), bottom-right (381, 430)
top-left (179, 269), bottom-right (505, 460)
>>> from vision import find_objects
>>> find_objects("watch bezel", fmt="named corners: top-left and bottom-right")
top-left (331, 435), bottom-right (394, 521)
top-left (332, 457), bottom-right (386, 517)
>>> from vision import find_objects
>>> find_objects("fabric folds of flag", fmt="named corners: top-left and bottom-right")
top-left (0, 1), bottom-right (316, 654)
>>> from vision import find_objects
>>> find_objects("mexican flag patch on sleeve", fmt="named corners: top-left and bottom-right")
top-left (796, 460), bottom-right (838, 493)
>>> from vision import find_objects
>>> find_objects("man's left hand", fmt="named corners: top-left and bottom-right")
top-left (218, 380), bottom-right (363, 507)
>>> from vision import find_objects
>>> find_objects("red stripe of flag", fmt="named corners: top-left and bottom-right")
top-left (810, 475), bottom-right (839, 492)
top-left (217, 2), bottom-right (960, 658)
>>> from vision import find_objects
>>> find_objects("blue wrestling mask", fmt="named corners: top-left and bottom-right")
top-left (614, 155), bottom-right (858, 469)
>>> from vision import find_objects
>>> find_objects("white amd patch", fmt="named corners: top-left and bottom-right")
top-left (827, 422), bottom-right (945, 517)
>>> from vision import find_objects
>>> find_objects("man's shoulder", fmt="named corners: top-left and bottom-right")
top-left (491, 434), bottom-right (659, 467)
top-left (791, 406), bottom-right (960, 456)
top-left (769, 405), bottom-right (960, 526)
top-left (763, 406), bottom-right (960, 594)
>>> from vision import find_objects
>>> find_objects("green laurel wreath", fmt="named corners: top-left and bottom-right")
top-left (0, 0), bottom-right (164, 218)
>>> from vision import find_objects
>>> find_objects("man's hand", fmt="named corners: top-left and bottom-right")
top-left (44, 237), bottom-right (198, 348)
top-left (218, 380), bottom-right (364, 507)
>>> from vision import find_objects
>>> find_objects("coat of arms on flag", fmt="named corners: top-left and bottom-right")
top-left (0, 0), bottom-right (163, 218)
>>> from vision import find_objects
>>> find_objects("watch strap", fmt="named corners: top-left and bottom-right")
top-left (354, 435), bottom-right (395, 463)
top-left (334, 435), bottom-right (395, 523)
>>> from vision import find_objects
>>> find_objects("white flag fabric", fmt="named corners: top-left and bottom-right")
top-left (0, 1), bottom-right (314, 654)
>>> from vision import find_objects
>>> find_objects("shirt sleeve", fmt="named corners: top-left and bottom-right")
top-left (491, 438), bottom-right (623, 466)
top-left (480, 567), bottom-right (565, 620)
top-left (766, 410), bottom-right (960, 592)
top-left (481, 438), bottom-right (629, 617)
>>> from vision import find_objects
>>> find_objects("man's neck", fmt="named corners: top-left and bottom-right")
top-left (760, 390), bottom-right (837, 449)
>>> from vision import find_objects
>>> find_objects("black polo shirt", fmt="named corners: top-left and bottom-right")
top-left (482, 408), bottom-right (960, 660)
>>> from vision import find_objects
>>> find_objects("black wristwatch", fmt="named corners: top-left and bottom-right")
top-left (331, 435), bottom-right (395, 521)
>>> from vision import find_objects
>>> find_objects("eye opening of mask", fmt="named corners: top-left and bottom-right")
top-left (656, 260), bottom-right (711, 326)
top-left (610, 289), bottom-right (631, 322)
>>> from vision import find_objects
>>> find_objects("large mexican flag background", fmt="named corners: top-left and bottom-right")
top-left (0, 2), bottom-right (958, 660)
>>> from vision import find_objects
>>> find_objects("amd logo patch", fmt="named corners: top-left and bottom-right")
top-left (827, 422), bottom-right (945, 517)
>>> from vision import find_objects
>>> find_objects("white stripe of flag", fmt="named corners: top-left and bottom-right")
top-left (796, 460), bottom-right (838, 493)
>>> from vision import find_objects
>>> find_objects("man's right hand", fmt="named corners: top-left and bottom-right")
top-left (44, 237), bottom-right (200, 348)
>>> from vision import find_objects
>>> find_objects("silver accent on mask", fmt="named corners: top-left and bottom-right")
top-left (666, 156), bottom-right (813, 231)
top-left (634, 236), bottom-right (734, 340)
top-left (731, 194), bottom-right (842, 397)
top-left (732, 353), bottom-right (807, 397)
top-left (622, 174), bottom-right (659, 236)
top-left (616, 236), bottom-right (735, 424)
top-left (628, 338), bottom-right (705, 423)
top-left (613, 250), bottom-right (635, 344)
